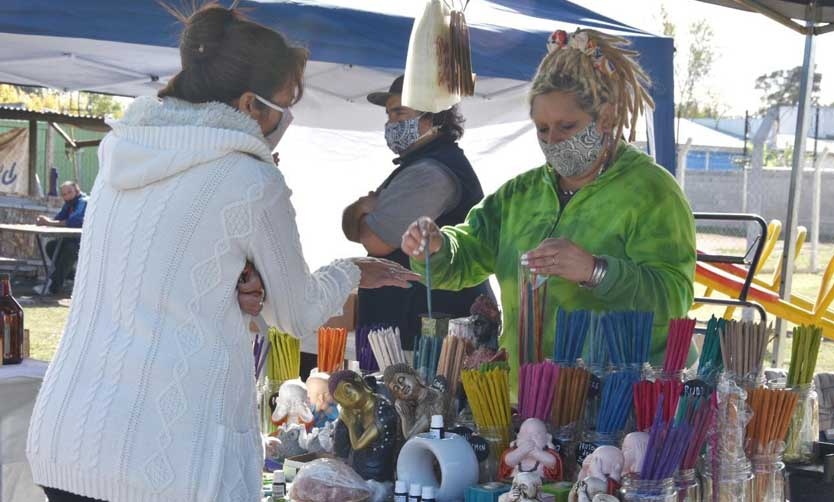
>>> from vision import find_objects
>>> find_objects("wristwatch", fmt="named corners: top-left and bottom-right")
top-left (580, 256), bottom-right (608, 289)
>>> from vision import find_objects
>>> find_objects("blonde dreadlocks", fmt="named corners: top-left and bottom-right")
top-left (530, 29), bottom-right (654, 143)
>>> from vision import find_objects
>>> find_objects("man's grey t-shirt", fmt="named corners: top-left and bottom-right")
top-left (364, 158), bottom-right (461, 248)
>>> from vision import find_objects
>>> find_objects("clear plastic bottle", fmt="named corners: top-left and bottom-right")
top-left (784, 383), bottom-right (819, 464)
top-left (673, 467), bottom-right (701, 502)
top-left (621, 474), bottom-right (676, 502)
top-left (751, 452), bottom-right (786, 502)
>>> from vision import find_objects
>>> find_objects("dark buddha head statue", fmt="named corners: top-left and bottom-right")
top-left (470, 294), bottom-right (501, 348)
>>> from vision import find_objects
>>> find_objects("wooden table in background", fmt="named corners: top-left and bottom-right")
top-left (0, 223), bottom-right (82, 294)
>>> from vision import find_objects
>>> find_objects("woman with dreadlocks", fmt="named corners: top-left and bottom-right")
top-left (401, 29), bottom-right (696, 391)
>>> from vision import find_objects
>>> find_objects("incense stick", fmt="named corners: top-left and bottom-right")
top-left (519, 360), bottom-right (560, 421)
top-left (663, 318), bottom-right (696, 375)
top-left (554, 309), bottom-right (590, 364)
top-left (697, 316), bottom-right (724, 382)
top-left (317, 327), bottom-right (347, 374)
top-left (745, 387), bottom-right (799, 456)
top-left (719, 320), bottom-right (769, 384)
top-left (550, 366), bottom-right (591, 427)
top-left (787, 324), bottom-right (822, 386)
top-left (462, 364), bottom-right (512, 442)
top-left (596, 369), bottom-right (640, 434)
top-left (368, 326), bottom-right (406, 371)
top-left (424, 237), bottom-right (433, 319)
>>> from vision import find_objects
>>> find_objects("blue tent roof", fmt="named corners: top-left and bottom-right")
top-left (0, 0), bottom-right (676, 171)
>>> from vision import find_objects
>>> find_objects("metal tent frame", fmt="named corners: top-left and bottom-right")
top-left (698, 0), bottom-right (834, 363)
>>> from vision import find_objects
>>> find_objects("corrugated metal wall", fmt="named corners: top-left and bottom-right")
top-left (0, 119), bottom-right (104, 194)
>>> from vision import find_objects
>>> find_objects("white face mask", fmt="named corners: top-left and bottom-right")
top-left (255, 94), bottom-right (294, 152)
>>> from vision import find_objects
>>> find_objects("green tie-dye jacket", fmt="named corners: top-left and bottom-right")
top-left (411, 143), bottom-right (696, 392)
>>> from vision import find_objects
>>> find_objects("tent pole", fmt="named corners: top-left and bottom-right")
top-left (774, 22), bottom-right (816, 365)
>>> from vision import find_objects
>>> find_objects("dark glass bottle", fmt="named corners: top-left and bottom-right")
top-left (1, 274), bottom-right (24, 365)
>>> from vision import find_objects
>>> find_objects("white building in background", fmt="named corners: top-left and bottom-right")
top-left (692, 105), bottom-right (834, 153)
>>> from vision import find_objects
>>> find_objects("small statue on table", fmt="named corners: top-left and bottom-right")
top-left (463, 295), bottom-right (507, 370)
top-left (499, 418), bottom-right (563, 482)
top-left (497, 471), bottom-right (543, 502)
top-left (271, 379), bottom-right (314, 431)
top-left (383, 363), bottom-right (452, 440)
top-left (306, 372), bottom-right (339, 428)
top-left (331, 370), bottom-right (400, 482)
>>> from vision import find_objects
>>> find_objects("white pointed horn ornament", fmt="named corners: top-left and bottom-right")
top-left (402, 0), bottom-right (475, 113)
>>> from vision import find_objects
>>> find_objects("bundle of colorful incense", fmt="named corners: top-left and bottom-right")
top-left (601, 311), bottom-right (653, 368)
top-left (697, 316), bottom-right (724, 381)
top-left (633, 379), bottom-right (683, 431)
top-left (680, 392), bottom-right (718, 470)
top-left (596, 370), bottom-right (640, 434)
top-left (640, 395), bottom-right (694, 480)
top-left (663, 318), bottom-right (696, 375)
top-left (462, 365), bottom-right (512, 442)
top-left (437, 333), bottom-right (472, 395)
top-left (719, 319), bottom-right (769, 383)
top-left (553, 309), bottom-right (590, 364)
top-left (413, 334), bottom-right (444, 382)
top-left (253, 331), bottom-right (271, 380)
top-left (745, 387), bottom-right (799, 456)
top-left (317, 327), bottom-right (347, 374)
top-left (355, 324), bottom-right (383, 372)
top-left (267, 327), bottom-right (300, 382)
top-left (787, 324), bottom-right (822, 387)
top-left (518, 268), bottom-right (547, 365)
top-left (550, 366), bottom-right (591, 427)
top-left (519, 360), bottom-right (560, 421)
top-left (368, 327), bottom-right (407, 372)
top-left (584, 311), bottom-right (608, 371)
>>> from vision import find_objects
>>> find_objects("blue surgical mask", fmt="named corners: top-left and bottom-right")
top-left (385, 115), bottom-right (423, 155)
top-left (539, 122), bottom-right (605, 178)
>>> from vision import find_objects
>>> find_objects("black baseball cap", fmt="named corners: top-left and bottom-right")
top-left (367, 75), bottom-right (404, 107)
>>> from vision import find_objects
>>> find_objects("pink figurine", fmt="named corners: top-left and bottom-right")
top-left (499, 418), bottom-right (563, 482)
top-left (621, 432), bottom-right (649, 476)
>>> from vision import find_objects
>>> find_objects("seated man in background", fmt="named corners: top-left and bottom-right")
top-left (36, 181), bottom-right (87, 295)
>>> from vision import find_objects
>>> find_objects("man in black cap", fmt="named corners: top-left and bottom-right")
top-left (342, 75), bottom-right (493, 350)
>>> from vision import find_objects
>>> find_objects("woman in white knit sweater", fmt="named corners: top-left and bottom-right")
top-left (26, 6), bottom-right (418, 502)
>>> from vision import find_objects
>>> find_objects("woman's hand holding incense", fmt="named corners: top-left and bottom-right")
top-left (401, 216), bottom-right (443, 260)
top-left (354, 257), bottom-right (420, 289)
top-left (521, 238), bottom-right (595, 284)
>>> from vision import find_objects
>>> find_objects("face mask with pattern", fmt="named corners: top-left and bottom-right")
top-left (385, 115), bottom-right (423, 154)
top-left (539, 121), bottom-right (606, 178)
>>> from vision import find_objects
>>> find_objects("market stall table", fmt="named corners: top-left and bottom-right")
top-left (0, 224), bottom-right (82, 294)
top-left (0, 359), bottom-right (48, 502)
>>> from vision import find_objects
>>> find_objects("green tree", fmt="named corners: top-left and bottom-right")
top-left (678, 19), bottom-right (716, 120)
top-left (0, 84), bottom-right (123, 117)
top-left (755, 66), bottom-right (822, 113)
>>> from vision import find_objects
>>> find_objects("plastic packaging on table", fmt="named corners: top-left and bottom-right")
top-left (673, 468), bottom-right (701, 502)
top-left (783, 383), bottom-right (819, 464)
top-left (288, 458), bottom-right (374, 502)
top-left (751, 450), bottom-right (786, 502)
top-left (621, 474), bottom-right (676, 502)
top-left (699, 374), bottom-right (754, 502)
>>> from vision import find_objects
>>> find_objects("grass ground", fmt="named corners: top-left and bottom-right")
top-left (17, 235), bottom-right (834, 373)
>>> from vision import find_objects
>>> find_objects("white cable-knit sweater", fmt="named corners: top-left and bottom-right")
top-left (26, 97), bottom-right (360, 502)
